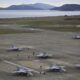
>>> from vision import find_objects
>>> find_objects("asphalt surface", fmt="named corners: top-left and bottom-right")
top-left (0, 26), bottom-right (80, 80)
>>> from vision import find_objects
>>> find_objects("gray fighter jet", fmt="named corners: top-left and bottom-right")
top-left (36, 52), bottom-right (52, 59)
top-left (72, 35), bottom-right (80, 39)
top-left (3, 60), bottom-right (40, 76)
top-left (7, 45), bottom-right (23, 51)
top-left (44, 64), bottom-right (66, 72)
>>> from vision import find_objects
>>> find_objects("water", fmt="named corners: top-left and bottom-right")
top-left (0, 10), bottom-right (80, 18)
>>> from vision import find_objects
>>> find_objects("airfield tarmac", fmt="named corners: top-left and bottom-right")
top-left (0, 28), bottom-right (80, 80)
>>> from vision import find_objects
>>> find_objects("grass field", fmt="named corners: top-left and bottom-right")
top-left (0, 15), bottom-right (80, 32)
top-left (0, 16), bottom-right (80, 25)
top-left (0, 28), bottom-right (38, 34)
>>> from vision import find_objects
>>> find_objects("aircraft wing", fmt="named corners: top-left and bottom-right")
top-left (3, 60), bottom-right (40, 74)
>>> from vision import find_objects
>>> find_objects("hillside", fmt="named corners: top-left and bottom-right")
top-left (0, 3), bottom-right (54, 10)
top-left (30, 3), bottom-right (54, 10)
top-left (51, 4), bottom-right (80, 11)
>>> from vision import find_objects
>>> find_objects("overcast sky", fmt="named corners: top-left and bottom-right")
top-left (0, 0), bottom-right (80, 7)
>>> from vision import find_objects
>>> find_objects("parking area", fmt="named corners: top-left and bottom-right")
top-left (0, 29), bottom-right (80, 80)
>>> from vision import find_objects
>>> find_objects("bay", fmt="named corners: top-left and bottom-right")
top-left (0, 10), bottom-right (80, 18)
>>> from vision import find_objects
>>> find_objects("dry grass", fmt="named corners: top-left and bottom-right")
top-left (0, 15), bottom-right (80, 25)
top-left (0, 29), bottom-right (38, 34)
top-left (0, 15), bottom-right (80, 32)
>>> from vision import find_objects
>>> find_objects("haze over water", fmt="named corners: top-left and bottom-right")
top-left (0, 10), bottom-right (80, 18)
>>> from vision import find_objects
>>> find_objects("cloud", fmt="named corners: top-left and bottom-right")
top-left (0, 0), bottom-right (80, 7)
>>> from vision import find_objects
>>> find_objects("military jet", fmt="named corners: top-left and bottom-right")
top-left (7, 45), bottom-right (23, 51)
top-left (44, 64), bottom-right (66, 72)
top-left (12, 67), bottom-right (33, 76)
top-left (72, 35), bottom-right (80, 39)
top-left (36, 52), bottom-right (52, 59)
top-left (3, 60), bottom-right (40, 76)
top-left (7, 45), bottom-right (36, 51)
top-left (75, 64), bottom-right (80, 69)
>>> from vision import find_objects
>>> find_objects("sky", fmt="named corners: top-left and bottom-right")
top-left (0, 0), bottom-right (80, 7)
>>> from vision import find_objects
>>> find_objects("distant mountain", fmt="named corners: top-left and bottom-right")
top-left (4, 4), bottom-right (42, 10)
top-left (51, 4), bottom-right (80, 11)
top-left (30, 3), bottom-right (54, 10)
top-left (0, 3), bottom-right (54, 10)
top-left (0, 7), bottom-right (3, 10)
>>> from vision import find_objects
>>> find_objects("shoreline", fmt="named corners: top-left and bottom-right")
top-left (0, 15), bottom-right (80, 19)
top-left (0, 10), bottom-right (80, 18)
